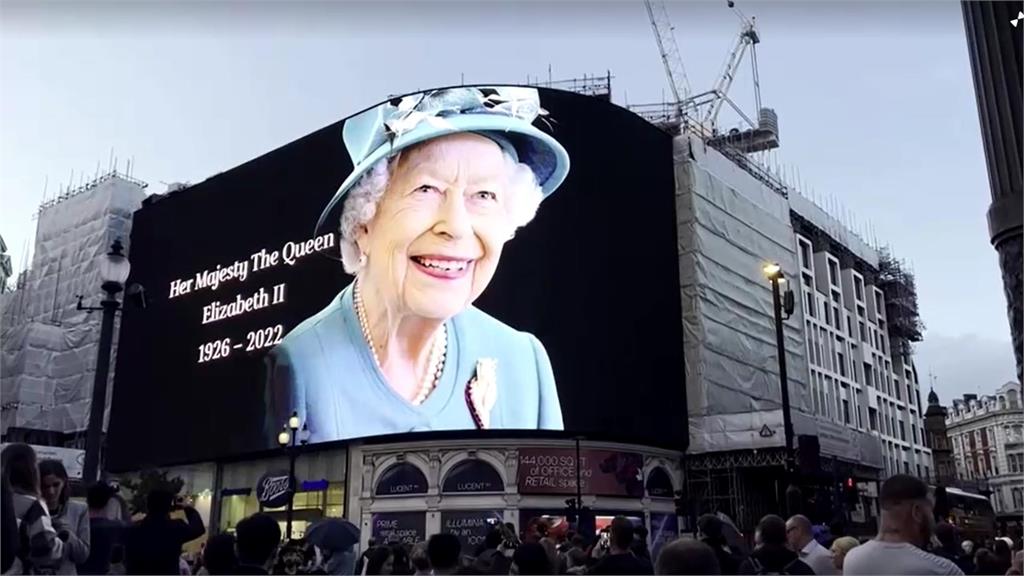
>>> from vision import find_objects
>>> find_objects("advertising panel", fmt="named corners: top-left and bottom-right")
top-left (108, 86), bottom-right (684, 468)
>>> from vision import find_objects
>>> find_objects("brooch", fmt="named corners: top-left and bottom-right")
top-left (466, 358), bottom-right (498, 429)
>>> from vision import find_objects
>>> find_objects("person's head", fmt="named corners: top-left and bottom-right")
top-left (829, 536), bottom-right (860, 571)
top-left (86, 481), bottom-right (116, 513)
top-left (511, 542), bottom-right (552, 575)
top-left (368, 538), bottom-right (377, 549)
top-left (1011, 550), bottom-right (1024, 576)
top-left (426, 533), bottom-right (461, 574)
top-left (1, 443), bottom-right (39, 495)
top-left (146, 488), bottom-right (175, 518)
top-left (524, 517), bottom-right (549, 543)
top-left (409, 541), bottom-right (430, 573)
top-left (755, 515), bottom-right (787, 548)
top-left (963, 539), bottom-right (976, 556)
top-left (203, 533), bottom-right (238, 575)
top-left (341, 132), bottom-right (544, 323)
top-left (484, 527), bottom-right (503, 550)
top-left (697, 514), bottom-right (725, 544)
top-left (37, 459), bottom-right (70, 513)
top-left (654, 538), bottom-right (721, 575)
top-left (608, 516), bottom-right (636, 552)
top-left (366, 545), bottom-right (394, 575)
top-left (935, 522), bottom-right (958, 551)
top-left (571, 534), bottom-right (585, 550)
top-left (996, 539), bottom-right (1013, 560)
top-left (234, 513), bottom-right (282, 569)
top-left (635, 525), bottom-right (649, 543)
top-left (785, 515), bottom-right (814, 551)
top-left (975, 548), bottom-right (1001, 574)
top-left (390, 543), bottom-right (410, 575)
top-left (878, 474), bottom-right (935, 548)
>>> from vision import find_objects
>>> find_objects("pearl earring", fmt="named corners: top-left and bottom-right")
top-left (359, 252), bottom-right (367, 267)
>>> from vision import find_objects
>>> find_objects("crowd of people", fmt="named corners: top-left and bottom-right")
top-left (3, 442), bottom-right (1022, 576)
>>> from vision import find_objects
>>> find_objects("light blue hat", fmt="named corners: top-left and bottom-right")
top-left (315, 86), bottom-right (571, 239)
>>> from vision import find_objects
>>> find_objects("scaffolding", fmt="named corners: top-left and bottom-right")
top-left (686, 448), bottom-right (788, 534)
top-left (528, 72), bottom-right (612, 100)
top-left (876, 249), bottom-right (924, 359)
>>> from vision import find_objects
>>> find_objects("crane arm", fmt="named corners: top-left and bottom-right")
top-left (644, 0), bottom-right (693, 112)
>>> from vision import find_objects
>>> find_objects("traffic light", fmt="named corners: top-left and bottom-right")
top-left (843, 477), bottom-right (858, 506)
top-left (673, 490), bottom-right (687, 518)
top-left (564, 498), bottom-right (579, 522)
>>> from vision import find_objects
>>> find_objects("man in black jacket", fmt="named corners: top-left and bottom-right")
top-left (124, 490), bottom-right (206, 575)
top-left (737, 515), bottom-right (813, 575)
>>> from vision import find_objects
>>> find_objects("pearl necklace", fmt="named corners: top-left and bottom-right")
top-left (353, 281), bottom-right (446, 406)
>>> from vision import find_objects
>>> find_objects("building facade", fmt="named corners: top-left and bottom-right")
top-left (947, 382), bottom-right (1024, 516)
top-left (792, 225), bottom-right (932, 480)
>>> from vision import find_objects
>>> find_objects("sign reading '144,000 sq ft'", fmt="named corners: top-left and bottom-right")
top-left (517, 448), bottom-right (645, 497)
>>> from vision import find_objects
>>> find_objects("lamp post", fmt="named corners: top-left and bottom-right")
top-left (277, 410), bottom-right (309, 540)
top-left (763, 263), bottom-right (797, 475)
top-left (80, 239), bottom-right (131, 485)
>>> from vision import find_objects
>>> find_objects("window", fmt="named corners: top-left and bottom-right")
top-left (1012, 488), bottom-right (1023, 511)
top-left (805, 291), bottom-right (815, 318)
top-left (869, 407), bottom-right (878, 431)
top-left (900, 421), bottom-right (906, 442)
top-left (912, 424), bottom-right (918, 444)
top-left (847, 317), bottom-right (854, 338)
top-left (859, 320), bottom-right (867, 342)
top-left (925, 465), bottom-right (930, 480)
top-left (903, 461), bottom-right (910, 474)
top-left (855, 277), bottom-right (864, 301)
top-left (799, 240), bottom-right (812, 270)
top-left (864, 363), bottom-right (873, 388)
top-left (875, 292), bottom-right (884, 315)
top-left (837, 351), bottom-right (847, 377)
top-left (843, 398), bottom-right (851, 425)
top-left (828, 260), bottom-right (839, 286)
top-left (833, 305), bottom-right (841, 328)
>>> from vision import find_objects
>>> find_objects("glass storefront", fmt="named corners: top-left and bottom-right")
top-left (219, 482), bottom-right (345, 538)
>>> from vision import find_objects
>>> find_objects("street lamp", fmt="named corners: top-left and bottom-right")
top-left (763, 263), bottom-right (797, 483)
top-left (80, 239), bottom-right (131, 484)
top-left (278, 410), bottom-right (310, 540)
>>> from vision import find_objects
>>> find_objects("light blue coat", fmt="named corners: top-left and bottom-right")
top-left (265, 283), bottom-right (564, 444)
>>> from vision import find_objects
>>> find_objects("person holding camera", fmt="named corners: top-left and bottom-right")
top-left (123, 489), bottom-right (206, 575)
top-left (39, 460), bottom-right (91, 574)
top-left (588, 517), bottom-right (653, 575)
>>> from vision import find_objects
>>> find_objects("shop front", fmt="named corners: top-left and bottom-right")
top-left (346, 436), bottom-right (683, 558)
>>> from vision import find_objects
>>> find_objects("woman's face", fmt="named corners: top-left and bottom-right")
top-left (831, 547), bottom-right (845, 570)
top-left (40, 474), bottom-right (64, 510)
top-left (358, 133), bottom-right (514, 320)
top-left (381, 555), bottom-right (394, 575)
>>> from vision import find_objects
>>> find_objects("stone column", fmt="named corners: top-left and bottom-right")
top-left (962, 1), bottom-right (1023, 382)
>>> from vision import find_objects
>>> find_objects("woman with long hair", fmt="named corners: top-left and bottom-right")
top-left (38, 459), bottom-right (91, 574)
top-left (1, 443), bottom-right (64, 573)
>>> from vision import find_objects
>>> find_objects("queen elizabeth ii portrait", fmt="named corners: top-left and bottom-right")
top-left (264, 86), bottom-right (570, 444)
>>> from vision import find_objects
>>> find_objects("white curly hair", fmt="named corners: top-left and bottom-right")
top-left (338, 147), bottom-right (544, 274)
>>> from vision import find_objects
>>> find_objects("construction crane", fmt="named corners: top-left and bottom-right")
top-left (643, 0), bottom-right (693, 119)
top-left (704, 0), bottom-right (762, 128)
top-left (643, 0), bottom-right (778, 152)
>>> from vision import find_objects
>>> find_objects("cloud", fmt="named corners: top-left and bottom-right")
top-left (914, 333), bottom-right (1017, 404)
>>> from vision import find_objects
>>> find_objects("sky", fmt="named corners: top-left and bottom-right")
top-left (0, 0), bottom-right (1016, 403)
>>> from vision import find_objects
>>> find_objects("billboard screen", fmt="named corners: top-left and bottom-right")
top-left (108, 86), bottom-right (684, 469)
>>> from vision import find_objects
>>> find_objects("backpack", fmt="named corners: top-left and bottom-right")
top-left (748, 557), bottom-right (800, 575)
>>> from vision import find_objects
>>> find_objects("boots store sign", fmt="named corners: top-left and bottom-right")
top-left (256, 470), bottom-right (294, 508)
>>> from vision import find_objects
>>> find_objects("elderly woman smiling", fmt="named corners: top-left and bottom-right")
top-left (265, 87), bottom-right (570, 443)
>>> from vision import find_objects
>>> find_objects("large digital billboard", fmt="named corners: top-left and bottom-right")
top-left (107, 86), bottom-right (685, 469)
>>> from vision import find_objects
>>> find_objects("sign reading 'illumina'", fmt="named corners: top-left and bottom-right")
top-left (165, 233), bottom-right (336, 364)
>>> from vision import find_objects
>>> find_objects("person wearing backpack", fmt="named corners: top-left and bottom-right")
top-left (737, 515), bottom-right (813, 575)
top-left (2, 443), bottom-right (65, 575)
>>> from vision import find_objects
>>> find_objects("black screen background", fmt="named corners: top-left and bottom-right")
top-left (107, 88), bottom-right (685, 470)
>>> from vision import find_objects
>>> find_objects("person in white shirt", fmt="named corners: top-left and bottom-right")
top-left (786, 515), bottom-right (837, 575)
top-left (842, 474), bottom-right (963, 575)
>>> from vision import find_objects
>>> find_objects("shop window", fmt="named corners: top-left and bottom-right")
top-left (376, 462), bottom-right (428, 496)
top-left (646, 467), bottom-right (675, 499)
top-left (442, 459), bottom-right (504, 494)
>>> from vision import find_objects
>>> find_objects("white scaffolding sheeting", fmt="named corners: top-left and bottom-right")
top-left (676, 133), bottom-right (812, 454)
top-left (1, 173), bottom-right (145, 436)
